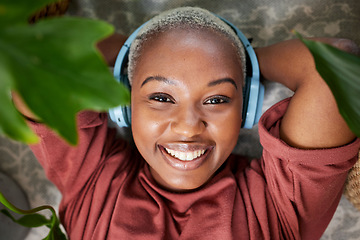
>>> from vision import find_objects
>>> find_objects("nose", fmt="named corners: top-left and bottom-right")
top-left (171, 105), bottom-right (206, 138)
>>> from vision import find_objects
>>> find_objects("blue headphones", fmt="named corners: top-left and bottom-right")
top-left (109, 14), bottom-right (264, 129)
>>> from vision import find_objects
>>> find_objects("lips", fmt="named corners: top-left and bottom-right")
top-left (159, 144), bottom-right (213, 171)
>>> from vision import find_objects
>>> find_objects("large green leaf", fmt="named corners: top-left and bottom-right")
top-left (0, 1), bottom-right (130, 145)
top-left (296, 34), bottom-right (360, 137)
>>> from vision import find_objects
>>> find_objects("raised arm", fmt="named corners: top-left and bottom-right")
top-left (255, 38), bottom-right (358, 149)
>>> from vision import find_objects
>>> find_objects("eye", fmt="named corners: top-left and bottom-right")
top-left (204, 95), bottom-right (230, 105)
top-left (149, 93), bottom-right (174, 103)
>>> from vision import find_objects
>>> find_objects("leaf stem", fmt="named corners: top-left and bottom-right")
top-left (0, 191), bottom-right (56, 216)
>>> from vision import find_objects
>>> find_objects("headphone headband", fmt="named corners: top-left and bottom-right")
top-left (109, 13), bottom-right (264, 129)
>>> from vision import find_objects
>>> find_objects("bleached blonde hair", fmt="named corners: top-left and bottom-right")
top-left (128, 7), bottom-right (246, 85)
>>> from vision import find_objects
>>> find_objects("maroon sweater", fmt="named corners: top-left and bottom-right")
top-left (29, 98), bottom-right (360, 239)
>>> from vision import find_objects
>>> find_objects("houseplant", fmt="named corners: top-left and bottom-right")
top-left (0, 0), bottom-right (130, 146)
top-left (0, 0), bottom-right (129, 239)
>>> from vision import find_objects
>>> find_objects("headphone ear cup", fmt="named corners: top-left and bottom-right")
top-left (241, 52), bottom-right (264, 129)
top-left (109, 70), bottom-right (132, 128)
top-left (241, 76), bottom-right (251, 127)
top-left (121, 74), bottom-right (132, 126)
top-left (241, 76), bottom-right (264, 129)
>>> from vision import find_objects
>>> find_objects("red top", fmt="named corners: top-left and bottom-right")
top-left (29, 98), bottom-right (360, 240)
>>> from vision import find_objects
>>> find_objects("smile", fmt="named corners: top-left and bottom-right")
top-left (164, 148), bottom-right (206, 161)
top-left (159, 144), bottom-right (213, 171)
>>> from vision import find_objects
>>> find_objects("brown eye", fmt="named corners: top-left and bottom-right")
top-left (149, 93), bottom-right (174, 103)
top-left (204, 96), bottom-right (230, 105)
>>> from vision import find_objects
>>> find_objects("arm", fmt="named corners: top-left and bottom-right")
top-left (255, 38), bottom-right (360, 239)
top-left (255, 38), bottom-right (358, 149)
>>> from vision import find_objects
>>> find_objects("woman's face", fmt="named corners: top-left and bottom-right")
top-left (131, 28), bottom-right (243, 192)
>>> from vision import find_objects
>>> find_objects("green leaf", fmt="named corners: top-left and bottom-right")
top-left (296, 33), bottom-right (360, 137)
top-left (46, 217), bottom-right (68, 240)
top-left (1, 209), bottom-right (52, 228)
top-left (0, 191), bottom-right (68, 239)
top-left (0, 59), bottom-right (38, 143)
top-left (0, 0), bottom-right (57, 25)
top-left (0, 16), bottom-right (130, 145)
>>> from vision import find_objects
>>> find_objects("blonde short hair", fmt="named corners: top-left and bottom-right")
top-left (128, 7), bottom-right (246, 85)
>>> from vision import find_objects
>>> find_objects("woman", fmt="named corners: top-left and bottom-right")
top-left (14, 7), bottom-right (359, 240)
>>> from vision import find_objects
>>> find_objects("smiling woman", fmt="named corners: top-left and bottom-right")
top-left (131, 28), bottom-right (243, 191)
top-left (11, 6), bottom-right (360, 240)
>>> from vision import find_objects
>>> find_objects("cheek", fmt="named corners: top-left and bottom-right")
top-left (131, 101), bottom-right (168, 153)
top-left (211, 108), bottom-right (242, 152)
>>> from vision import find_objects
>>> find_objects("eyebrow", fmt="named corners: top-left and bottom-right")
top-left (208, 78), bottom-right (238, 90)
top-left (141, 76), bottom-right (177, 88)
top-left (141, 76), bottom-right (238, 90)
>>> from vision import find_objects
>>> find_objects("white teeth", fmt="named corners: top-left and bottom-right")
top-left (186, 152), bottom-right (194, 161)
top-left (165, 148), bottom-right (206, 161)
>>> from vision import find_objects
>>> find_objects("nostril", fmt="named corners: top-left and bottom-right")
top-left (202, 121), bottom-right (208, 128)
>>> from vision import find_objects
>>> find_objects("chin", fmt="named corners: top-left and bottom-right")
top-left (161, 174), bottom-right (212, 192)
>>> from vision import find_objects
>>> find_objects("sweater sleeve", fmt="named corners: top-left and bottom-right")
top-left (258, 98), bottom-right (360, 240)
top-left (28, 111), bottom-right (128, 204)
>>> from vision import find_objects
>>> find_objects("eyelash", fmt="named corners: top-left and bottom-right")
top-left (149, 93), bottom-right (174, 103)
top-left (204, 95), bottom-right (231, 105)
top-left (149, 93), bottom-right (230, 105)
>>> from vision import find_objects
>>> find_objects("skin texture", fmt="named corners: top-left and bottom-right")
top-left (131, 29), bottom-right (244, 191)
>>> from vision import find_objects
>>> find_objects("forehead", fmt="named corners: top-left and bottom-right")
top-left (140, 27), bottom-right (239, 58)
top-left (131, 28), bottom-right (243, 87)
